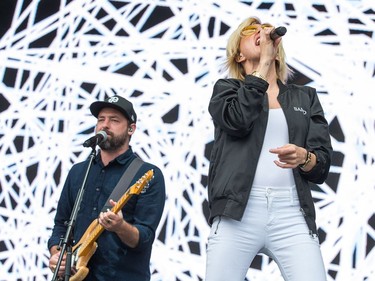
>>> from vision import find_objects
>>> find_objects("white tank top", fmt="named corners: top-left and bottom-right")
top-left (252, 108), bottom-right (295, 187)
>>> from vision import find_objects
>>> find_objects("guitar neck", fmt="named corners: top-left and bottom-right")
top-left (111, 188), bottom-right (133, 214)
top-left (83, 188), bottom-right (136, 247)
top-left (77, 170), bottom-right (152, 256)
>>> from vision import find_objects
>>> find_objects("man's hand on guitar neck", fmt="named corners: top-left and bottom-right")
top-left (98, 199), bottom-right (140, 248)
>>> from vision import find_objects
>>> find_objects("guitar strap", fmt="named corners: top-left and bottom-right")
top-left (100, 156), bottom-right (144, 212)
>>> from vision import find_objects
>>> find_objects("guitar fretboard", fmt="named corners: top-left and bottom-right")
top-left (78, 170), bottom-right (153, 255)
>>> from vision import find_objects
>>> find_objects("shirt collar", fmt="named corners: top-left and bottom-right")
top-left (95, 146), bottom-right (134, 166)
top-left (277, 79), bottom-right (288, 94)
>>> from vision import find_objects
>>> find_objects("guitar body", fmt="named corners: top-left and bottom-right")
top-left (66, 170), bottom-right (153, 281)
top-left (70, 220), bottom-right (99, 281)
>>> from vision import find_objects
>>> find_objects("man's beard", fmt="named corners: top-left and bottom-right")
top-left (99, 131), bottom-right (128, 151)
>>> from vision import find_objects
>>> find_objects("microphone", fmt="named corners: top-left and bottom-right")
top-left (270, 26), bottom-right (287, 41)
top-left (83, 131), bottom-right (108, 147)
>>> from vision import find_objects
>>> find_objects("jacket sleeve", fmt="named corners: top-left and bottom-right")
top-left (299, 88), bottom-right (333, 184)
top-left (208, 76), bottom-right (269, 137)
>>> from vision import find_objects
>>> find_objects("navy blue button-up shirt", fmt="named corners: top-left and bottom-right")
top-left (48, 147), bottom-right (166, 280)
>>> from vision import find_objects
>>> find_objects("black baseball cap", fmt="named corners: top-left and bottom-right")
top-left (90, 95), bottom-right (137, 123)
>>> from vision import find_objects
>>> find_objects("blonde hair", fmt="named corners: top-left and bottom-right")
top-left (225, 17), bottom-right (293, 83)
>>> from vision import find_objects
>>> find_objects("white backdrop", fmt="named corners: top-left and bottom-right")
top-left (0, 0), bottom-right (374, 280)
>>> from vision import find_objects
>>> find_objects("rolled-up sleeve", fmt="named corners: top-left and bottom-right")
top-left (130, 166), bottom-right (166, 252)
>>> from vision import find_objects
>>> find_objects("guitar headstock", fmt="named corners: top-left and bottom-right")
top-left (128, 169), bottom-right (154, 195)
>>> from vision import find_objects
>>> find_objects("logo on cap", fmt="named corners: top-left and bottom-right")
top-left (108, 97), bottom-right (119, 103)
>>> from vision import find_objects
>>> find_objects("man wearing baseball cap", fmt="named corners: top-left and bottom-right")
top-left (48, 95), bottom-right (166, 280)
top-left (90, 95), bottom-right (137, 124)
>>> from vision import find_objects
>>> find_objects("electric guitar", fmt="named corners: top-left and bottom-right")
top-left (69, 169), bottom-right (154, 281)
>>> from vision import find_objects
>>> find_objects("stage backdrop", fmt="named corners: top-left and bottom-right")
top-left (0, 0), bottom-right (374, 280)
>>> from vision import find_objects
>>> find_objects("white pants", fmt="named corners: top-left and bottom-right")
top-left (205, 185), bottom-right (327, 281)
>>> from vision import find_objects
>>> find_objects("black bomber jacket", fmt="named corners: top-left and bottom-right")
top-left (207, 75), bottom-right (332, 235)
